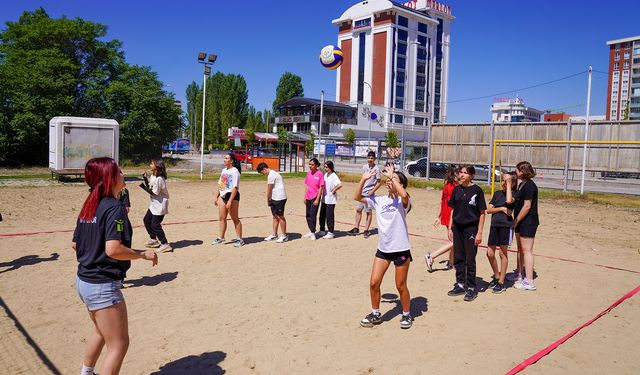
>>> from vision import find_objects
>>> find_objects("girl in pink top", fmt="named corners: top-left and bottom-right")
top-left (425, 166), bottom-right (458, 272)
top-left (303, 158), bottom-right (324, 240)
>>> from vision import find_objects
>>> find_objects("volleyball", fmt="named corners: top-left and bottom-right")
top-left (319, 45), bottom-right (343, 70)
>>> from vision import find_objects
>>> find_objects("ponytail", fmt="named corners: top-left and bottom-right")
top-left (227, 153), bottom-right (242, 174)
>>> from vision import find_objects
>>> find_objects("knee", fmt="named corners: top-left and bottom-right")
top-left (369, 279), bottom-right (381, 290)
top-left (396, 280), bottom-right (408, 292)
top-left (232, 218), bottom-right (241, 225)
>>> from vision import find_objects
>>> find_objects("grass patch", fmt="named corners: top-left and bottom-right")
top-left (0, 173), bottom-right (52, 180)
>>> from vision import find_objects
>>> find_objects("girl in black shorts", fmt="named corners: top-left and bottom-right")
top-left (513, 161), bottom-right (539, 291)
top-left (213, 153), bottom-right (243, 247)
top-left (485, 172), bottom-right (516, 293)
top-left (356, 163), bottom-right (414, 329)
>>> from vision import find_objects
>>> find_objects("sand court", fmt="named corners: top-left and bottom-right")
top-left (1, 179), bottom-right (639, 374)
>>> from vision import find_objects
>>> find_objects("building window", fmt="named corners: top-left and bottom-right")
top-left (613, 82), bottom-right (619, 88)
top-left (615, 52), bottom-right (620, 60)
top-left (634, 48), bottom-right (640, 55)
top-left (398, 16), bottom-right (408, 27)
top-left (357, 33), bottom-right (366, 102)
top-left (624, 51), bottom-right (630, 59)
top-left (613, 71), bottom-right (619, 77)
top-left (418, 22), bottom-right (428, 33)
top-left (624, 61), bottom-right (629, 69)
top-left (612, 100), bottom-right (617, 107)
top-left (623, 70), bottom-right (629, 76)
top-left (614, 62), bottom-right (619, 70)
top-left (615, 44), bottom-right (620, 50)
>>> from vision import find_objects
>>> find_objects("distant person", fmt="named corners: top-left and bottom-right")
top-left (485, 172), bottom-right (516, 293)
top-left (257, 162), bottom-right (288, 243)
top-left (512, 161), bottom-right (539, 291)
top-left (425, 166), bottom-right (458, 272)
top-left (141, 159), bottom-right (171, 253)
top-left (446, 165), bottom-right (486, 302)
top-left (212, 153), bottom-right (243, 247)
top-left (72, 157), bottom-right (157, 375)
top-left (303, 158), bottom-right (324, 240)
top-left (119, 187), bottom-right (130, 214)
top-left (318, 161), bottom-right (342, 239)
top-left (357, 163), bottom-right (414, 329)
top-left (348, 151), bottom-right (382, 238)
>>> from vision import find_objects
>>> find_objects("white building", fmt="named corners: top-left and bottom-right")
top-left (490, 97), bottom-right (543, 122)
top-left (333, 0), bottom-right (454, 127)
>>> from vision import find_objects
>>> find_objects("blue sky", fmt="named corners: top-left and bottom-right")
top-left (2, 0), bottom-right (639, 122)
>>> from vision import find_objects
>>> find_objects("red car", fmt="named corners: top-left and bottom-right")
top-left (232, 149), bottom-right (252, 163)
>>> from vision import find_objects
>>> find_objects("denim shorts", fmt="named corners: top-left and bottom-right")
top-left (76, 277), bottom-right (125, 311)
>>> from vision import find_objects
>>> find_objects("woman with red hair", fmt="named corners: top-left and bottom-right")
top-left (71, 157), bottom-right (157, 375)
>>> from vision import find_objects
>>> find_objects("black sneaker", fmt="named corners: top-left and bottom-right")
top-left (447, 283), bottom-right (466, 296)
top-left (464, 289), bottom-right (477, 302)
top-left (492, 282), bottom-right (506, 294)
top-left (487, 276), bottom-right (499, 290)
top-left (360, 312), bottom-right (382, 327)
top-left (363, 230), bottom-right (370, 238)
top-left (400, 314), bottom-right (413, 329)
top-left (348, 227), bottom-right (360, 236)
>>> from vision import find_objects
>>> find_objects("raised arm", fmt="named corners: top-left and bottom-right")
top-left (355, 170), bottom-right (375, 202)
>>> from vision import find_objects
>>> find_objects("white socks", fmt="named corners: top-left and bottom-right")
top-left (80, 364), bottom-right (94, 375)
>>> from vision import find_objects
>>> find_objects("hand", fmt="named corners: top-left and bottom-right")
top-left (361, 170), bottom-right (375, 181)
top-left (226, 201), bottom-right (232, 210)
top-left (382, 162), bottom-right (395, 178)
top-left (506, 208), bottom-right (513, 216)
top-left (447, 228), bottom-right (453, 242)
top-left (504, 173), bottom-right (512, 182)
top-left (313, 200), bottom-right (319, 207)
top-left (143, 172), bottom-right (147, 178)
top-left (433, 217), bottom-right (440, 228)
top-left (141, 249), bottom-right (158, 266)
top-left (475, 231), bottom-right (482, 246)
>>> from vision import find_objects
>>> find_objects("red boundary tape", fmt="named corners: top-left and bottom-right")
top-left (506, 285), bottom-right (640, 374)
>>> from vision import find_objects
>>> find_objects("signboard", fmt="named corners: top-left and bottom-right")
top-left (228, 127), bottom-right (246, 138)
top-left (336, 144), bottom-right (354, 157)
top-left (325, 143), bottom-right (336, 156)
top-left (355, 140), bottom-right (377, 157)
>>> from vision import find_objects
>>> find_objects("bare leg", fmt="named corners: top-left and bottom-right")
top-left (229, 200), bottom-right (242, 238)
top-left (271, 216), bottom-right (278, 236)
top-left (369, 257), bottom-right (391, 309)
top-left (498, 245), bottom-right (509, 284)
top-left (520, 237), bottom-right (536, 282)
top-left (355, 208), bottom-right (363, 230)
top-left (278, 215), bottom-right (287, 235)
top-left (218, 198), bottom-right (229, 239)
top-left (515, 233), bottom-right (524, 275)
top-left (92, 302), bottom-right (129, 375)
top-left (364, 211), bottom-right (373, 232)
top-left (486, 246), bottom-right (500, 279)
top-left (394, 260), bottom-right (411, 313)
top-left (83, 313), bottom-right (105, 369)
top-left (431, 242), bottom-right (453, 261)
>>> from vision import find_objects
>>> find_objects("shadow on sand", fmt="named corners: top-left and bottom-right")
top-left (150, 351), bottom-right (226, 374)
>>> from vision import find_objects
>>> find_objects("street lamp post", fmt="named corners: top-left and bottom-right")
top-left (363, 81), bottom-right (372, 151)
top-left (197, 52), bottom-right (217, 180)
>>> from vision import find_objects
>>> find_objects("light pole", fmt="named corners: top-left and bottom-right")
top-left (197, 52), bottom-right (216, 180)
top-left (317, 90), bottom-right (324, 160)
top-left (363, 81), bottom-right (372, 151)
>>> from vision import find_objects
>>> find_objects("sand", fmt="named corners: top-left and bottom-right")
top-left (1, 178), bottom-right (639, 374)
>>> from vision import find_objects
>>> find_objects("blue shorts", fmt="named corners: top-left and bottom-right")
top-left (76, 277), bottom-right (125, 311)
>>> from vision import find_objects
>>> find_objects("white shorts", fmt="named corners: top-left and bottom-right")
top-left (355, 201), bottom-right (372, 213)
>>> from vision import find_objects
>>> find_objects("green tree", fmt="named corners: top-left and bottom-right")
top-left (0, 8), bottom-right (180, 165)
top-left (185, 81), bottom-right (199, 143)
top-left (273, 72), bottom-right (303, 112)
top-left (277, 126), bottom-right (288, 144)
top-left (385, 130), bottom-right (399, 148)
top-left (343, 128), bottom-right (355, 146)
top-left (105, 65), bottom-right (182, 159)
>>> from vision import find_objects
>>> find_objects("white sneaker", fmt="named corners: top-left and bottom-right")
top-left (264, 234), bottom-right (278, 241)
top-left (275, 235), bottom-right (289, 243)
top-left (514, 279), bottom-right (537, 291)
top-left (144, 239), bottom-right (160, 248)
top-left (322, 232), bottom-right (335, 239)
top-left (156, 243), bottom-right (172, 253)
top-left (305, 232), bottom-right (316, 240)
top-left (316, 231), bottom-right (327, 237)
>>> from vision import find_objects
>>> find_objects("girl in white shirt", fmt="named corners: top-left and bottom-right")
top-left (355, 163), bottom-right (414, 329)
top-left (213, 153), bottom-right (243, 247)
top-left (318, 161), bottom-right (342, 239)
top-left (142, 159), bottom-right (171, 253)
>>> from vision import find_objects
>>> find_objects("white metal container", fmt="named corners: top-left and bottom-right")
top-left (49, 117), bottom-right (119, 175)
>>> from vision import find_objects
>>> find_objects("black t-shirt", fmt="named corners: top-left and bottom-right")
top-left (73, 197), bottom-right (132, 283)
top-left (489, 190), bottom-right (515, 227)
top-left (120, 188), bottom-right (131, 208)
top-left (514, 180), bottom-right (539, 227)
top-left (448, 184), bottom-right (487, 227)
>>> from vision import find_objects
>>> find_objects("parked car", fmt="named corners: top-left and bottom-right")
top-left (232, 149), bottom-right (252, 163)
top-left (405, 158), bottom-right (453, 179)
top-left (473, 164), bottom-right (505, 182)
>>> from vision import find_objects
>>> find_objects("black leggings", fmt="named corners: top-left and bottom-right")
top-left (305, 199), bottom-right (319, 232)
top-left (319, 202), bottom-right (335, 233)
top-left (452, 223), bottom-right (479, 290)
top-left (143, 209), bottom-right (167, 244)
